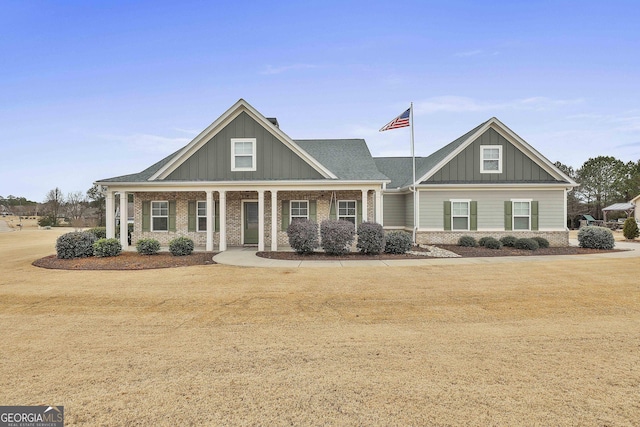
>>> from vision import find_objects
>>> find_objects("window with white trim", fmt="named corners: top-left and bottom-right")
top-left (290, 200), bottom-right (309, 223)
top-left (513, 200), bottom-right (531, 230)
top-left (451, 200), bottom-right (470, 231)
top-left (197, 201), bottom-right (207, 232)
top-left (338, 200), bottom-right (357, 225)
top-left (481, 145), bottom-right (502, 173)
top-left (231, 138), bottom-right (256, 171)
top-left (151, 201), bottom-right (169, 231)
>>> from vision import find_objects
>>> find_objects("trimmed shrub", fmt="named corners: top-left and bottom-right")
top-left (320, 220), bottom-right (355, 255)
top-left (458, 235), bottom-right (477, 247)
top-left (578, 226), bottom-right (615, 250)
top-left (86, 227), bottom-right (107, 239)
top-left (483, 237), bottom-right (502, 250)
top-left (532, 236), bottom-right (550, 248)
top-left (500, 235), bottom-right (518, 247)
top-left (384, 231), bottom-right (412, 254)
top-left (169, 236), bottom-right (194, 256)
top-left (38, 215), bottom-right (56, 227)
top-left (478, 236), bottom-right (492, 247)
top-left (136, 238), bottom-right (161, 255)
top-left (56, 231), bottom-right (96, 259)
top-left (287, 219), bottom-right (319, 254)
top-left (93, 238), bottom-right (122, 257)
top-left (515, 238), bottom-right (539, 251)
top-left (356, 222), bottom-right (385, 255)
top-left (623, 217), bottom-right (639, 240)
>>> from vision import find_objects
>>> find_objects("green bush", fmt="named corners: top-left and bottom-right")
top-left (578, 226), bottom-right (615, 250)
top-left (287, 219), bottom-right (319, 254)
top-left (478, 236), bottom-right (492, 247)
top-left (86, 227), bottom-right (107, 239)
top-left (515, 238), bottom-right (539, 251)
top-left (532, 236), bottom-right (550, 248)
top-left (500, 235), bottom-right (518, 247)
top-left (169, 236), bottom-right (194, 256)
top-left (458, 235), bottom-right (477, 247)
top-left (136, 238), bottom-right (161, 255)
top-left (56, 231), bottom-right (96, 259)
top-left (623, 217), bottom-right (639, 240)
top-left (384, 231), bottom-right (412, 254)
top-left (356, 222), bottom-right (385, 255)
top-left (483, 237), bottom-right (502, 250)
top-left (38, 215), bottom-right (56, 227)
top-left (320, 220), bottom-right (355, 255)
top-left (93, 238), bottom-right (122, 257)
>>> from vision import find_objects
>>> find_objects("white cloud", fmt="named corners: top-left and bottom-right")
top-left (260, 64), bottom-right (317, 75)
top-left (414, 96), bottom-right (583, 115)
top-left (100, 133), bottom-right (191, 154)
top-left (454, 49), bottom-right (484, 57)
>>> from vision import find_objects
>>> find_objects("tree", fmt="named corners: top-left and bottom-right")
top-left (42, 187), bottom-right (64, 225)
top-left (575, 156), bottom-right (627, 219)
top-left (65, 191), bottom-right (88, 222)
top-left (555, 161), bottom-right (586, 228)
top-left (87, 184), bottom-right (106, 226)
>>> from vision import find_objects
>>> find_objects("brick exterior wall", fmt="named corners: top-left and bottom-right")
top-left (415, 230), bottom-right (570, 247)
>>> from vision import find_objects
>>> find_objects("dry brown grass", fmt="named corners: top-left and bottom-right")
top-left (1, 226), bottom-right (639, 426)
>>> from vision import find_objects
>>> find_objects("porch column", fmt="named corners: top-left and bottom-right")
top-left (105, 190), bottom-right (115, 239)
top-left (375, 189), bottom-right (383, 225)
top-left (271, 190), bottom-right (278, 251)
top-left (361, 189), bottom-right (368, 222)
top-left (258, 190), bottom-right (265, 252)
top-left (119, 192), bottom-right (128, 247)
top-left (206, 191), bottom-right (213, 251)
top-left (219, 190), bottom-right (227, 251)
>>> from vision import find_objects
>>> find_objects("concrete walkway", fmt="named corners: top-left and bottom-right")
top-left (0, 220), bottom-right (13, 233)
top-left (212, 239), bottom-right (640, 268)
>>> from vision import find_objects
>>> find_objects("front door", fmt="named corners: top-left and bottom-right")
top-left (243, 201), bottom-right (259, 245)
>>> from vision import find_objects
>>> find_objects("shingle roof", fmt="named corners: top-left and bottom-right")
top-left (96, 149), bottom-right (181, 183)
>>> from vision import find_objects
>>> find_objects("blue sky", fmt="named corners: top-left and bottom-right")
top-left (1, 0), bottom-right (639, 202)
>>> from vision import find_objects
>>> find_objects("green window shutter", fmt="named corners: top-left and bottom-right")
top-left (470, 201), bottom-right (478, 231)
top-left (281, 201), bottom-right (290, 231)
top-left (142, 201), bottom-right (150, 232)
top-left (504, 201), bottom-right (512, 231)
top-left (188, 201), bottom-right (196, 232)
top-left (168, 200), bottom-right (176, 232)
top-left (443, 201), bottom-right (451, 231)
top-left (329, 200), bottom-right (336, 220)
top-left (531, 201), bottom-right (539, 231)
top-left (357, 200), bottom-right (363, 225)
top-left (214, 201), bottom-right (220, 232)
top-left (309, 200), bottom-right (317, 222)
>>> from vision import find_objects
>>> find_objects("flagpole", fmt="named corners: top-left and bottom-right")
top-left (410, 102), bottom-right (416, 244)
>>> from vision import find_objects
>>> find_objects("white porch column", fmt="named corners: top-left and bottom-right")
top-left (119, 192), bottom-right (128, 247)
top-left (105, 190), bottom-right (115, 239)
top-left (258, 190), bottom-right (265, 252)
top-left (375, 189), bottom-right (383, 225)
top-left (361, 189), bottom-right (368, 222)
top-left (219, 190), bottom-right (227, 251)
top-left (271, 190), bottom-right (278, 251)
top-left (206, 191), bottom-right (213, 251)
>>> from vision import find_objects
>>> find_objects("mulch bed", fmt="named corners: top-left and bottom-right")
top-left (33, 252), bottom-right (217, 270)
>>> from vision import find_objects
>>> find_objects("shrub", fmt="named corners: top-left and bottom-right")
top-left (500, 235), bottom-right (518, 247)
top-left (578, 226), bottom-right (615, 250)
top-left (169, 236), bottom-right (194, 256)
top-left (93, 238), bottom-right (122, 257)
top-left (483, 237), bottom-right (502, 250)
top-left (458, 235), bottom-right (477, 247)
top-left (623, 217), bottom-right (639, 240)
top-left (136, 238), bottom-right (161, 255)
top-left (384, 231), bottom-right (412, 254)
top-left (38, 215), bottom-right (56, 227)
top-left (478, 236), bottom-right (492, 247)
top-left (515, 238), bottom-right (539, 251)
top-left (320, 220), bottom-right (355, 255)
top-left (56, 231), bottom-right (96, 259)
top-left (86, 227), bottom-right (107, 239)
top-left (532, 236), bottom-right (550, 248)
top-left (356, 222), bottom-right (385, 255)
top-left (287, 219), bottom-right (319, 254)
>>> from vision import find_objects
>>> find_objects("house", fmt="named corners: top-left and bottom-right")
top-left (95, 99), bottom-right (578, 251)
top-left (631, 194), bottom-right (640, 223)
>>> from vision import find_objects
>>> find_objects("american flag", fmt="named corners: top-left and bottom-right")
top-left (379, 107), bottom-right (410, 131)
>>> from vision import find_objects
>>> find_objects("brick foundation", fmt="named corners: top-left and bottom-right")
top-left (415, 230), bottom-right (570, 247)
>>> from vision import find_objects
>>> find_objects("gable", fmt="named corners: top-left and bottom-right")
top-left (165, 112), bottom-right (325, 181)
top-left (425, 127), bottom-right (560, 184)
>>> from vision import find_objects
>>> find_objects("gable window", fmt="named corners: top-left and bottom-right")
top-left (451, 200), bottom-right (470, 230)
top-left (231, 138), bottom-right (256, 171)
top-left (338, 200), bottom-right (357, 225)
top-left (151, 201), bottom-right (169, 231)
top-left (481, 145), bottom-right (502, 173)
top-left (290, 200), bottom-right (309, 222)
top-left (513, 200), bottom-right (531, 230)
top-left (197, 201), bottom-right (207, 232)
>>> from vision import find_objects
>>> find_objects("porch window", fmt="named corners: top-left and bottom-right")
top-left (513, 200), bottom-right (531, 230)
top-left (451, 200), bottom-right (470, 230)
top-left (290, 200), bottom-right (309, 222)
top-left (197, 201), bottom-right (207, 232)
top-left (151, 201), bottom-right (169, 231)
top-left (481, 145), bottom-right (502, 173)
top-left (231, 138), bottom-right (256, 171)
top-left (338, 200), bottom-right (357, 225)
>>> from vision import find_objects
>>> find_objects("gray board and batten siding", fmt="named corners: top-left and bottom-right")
top-left (382, 193), bottom-right (406, 227)
top-left (166, 112), bottom-right (324, 181)
top-left (425, 128), bottom-right (559, 184)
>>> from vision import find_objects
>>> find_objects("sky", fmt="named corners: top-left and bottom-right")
top-left (1, 0), bottom-right (639, 202)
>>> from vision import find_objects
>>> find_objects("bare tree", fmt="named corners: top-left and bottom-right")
top-left (65, 191), bottom-right (88, 226)
top-left (43, 187), bottom-right (64, 225)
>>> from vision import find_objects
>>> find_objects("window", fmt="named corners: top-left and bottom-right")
top-left (338, 200), bottom-right (357, 225)
top-left (513, 200), bottom-right (531, 230)
top-left (481, 145), bottom-right (502, 173)
top-left (231, 138), bottom-right (256, 171)
top-left (451, 200), bottom-right (470, 230)
top-left (151, 201), bottom-right (168, 231)
top-left (197, 201), bottom-right (207, 232)
top-left (290, 200), bottom-right (309, 222)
